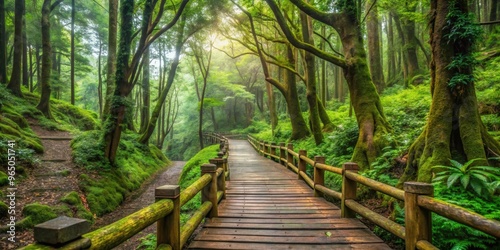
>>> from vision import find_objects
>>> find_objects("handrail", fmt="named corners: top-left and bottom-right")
top-left (247, 135), bottom-right (500, 249)
top-left (24, 133), bottom-right (230, 250)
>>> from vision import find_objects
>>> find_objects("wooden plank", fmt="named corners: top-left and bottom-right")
top-left (219, 206), bottom-right (337, 211)
top-left (198, 228), bottom-right (377, 237)
top-left (204, 222), bottom-right (367, 230)
top-left (208, 218), bottom-right (360, 224)
top-left (188, 242), bottom-right (392, 249)
top-left (218, 212), bottom-right (341, 219)
top-left (194, 234), bottom-right (384, 244)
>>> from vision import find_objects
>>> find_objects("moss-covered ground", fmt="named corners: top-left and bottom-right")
top-left (178, 144), bottom-right (219, 223)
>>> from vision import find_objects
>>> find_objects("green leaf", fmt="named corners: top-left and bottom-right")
top-left (449, 159), bottom-right (463, 169)
top-left (325, 231), bottom-right (332, 237)
top-left (460, 174), bottom-right (470, 189)
top-left (469, 179), bottom-right (484, 197)
top-left (447, 173), bottom-right (462, 188)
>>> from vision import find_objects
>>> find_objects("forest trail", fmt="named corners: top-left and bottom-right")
top-left (0, 120), bottom-right (84, 248)
top-left (93, 160), bottom-right (186, 249)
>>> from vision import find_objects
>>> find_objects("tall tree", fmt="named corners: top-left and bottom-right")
top-left (103, 0), bottom-right (191, 162)
top-left (265, 0), bottom-right (391, 169)
top-left (70, 0), bottom-right (75, 105)
top-left (191, 36), bottom-right (214, 149)
top-left (0, 0), bottom-right (6, 84)
top-left (102, 0), bottom-right (118, 120)
top-left (400, 0), bottom-right (500, 183)
top-left (7, 0), bottom-right (25, 97)
top-left (37, 0), bottom-right (63, 118)
top-left (139, 47), bottom-right (150, 134)
top-left (300, 10), bottom-right (323, 144)
top-left (366, 0), bottom-right (385, 92)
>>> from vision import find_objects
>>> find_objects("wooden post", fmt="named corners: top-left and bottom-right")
top-left (404, 182), bottom-right (433, 250)
top-left (210, 158), bottom-right (226, 199)
top-left (223, 157), bottom-right (229, 181)
top-left (279, 142), bottom-right (285, 166)
top-left (219, 139), bottom-right (224, 150)
top-left (201, 163), bottom-right (218, 218)
top-left (314, 156), bottom-right (325, 197)
top-left (155, 185), bottom-right (180, 250)
top-left (341, 162), bottom-right (359, 218)
top-left (270, 142), bottom-right (276, 161)
top-left (298, 150), bottom-right (307, 180)
top-left (286, 143), bottom-right (293, 170)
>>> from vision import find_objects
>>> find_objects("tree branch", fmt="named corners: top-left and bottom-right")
top-left (264, 0), bottom-right (347, 68)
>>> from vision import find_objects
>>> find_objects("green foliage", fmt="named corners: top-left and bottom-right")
top-left (178, 145), bottom-right (219, 223)
top-left (0, 201), bottom-right (8, 218)
top-left (137, 233), bottom-right (156, 250)
top-left (73, 132), bottom-right (169, 216)
top-left (362, 147), bottom-right (402, 186)
top-left (432, 158), bottom-right (500, 199)
top-left (443, 0), bottom-right (482, 90)
top-left (432, 184), bottom-right (500, 249)
top-left (0, 171), bottom-right (9, 187)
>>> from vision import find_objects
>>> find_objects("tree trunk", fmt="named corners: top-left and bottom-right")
top-left (22, 15), bottom-right (28, 88)
top-left (138, 18), bottom-right (185, 144)
top-left (490, 0), bottom-right (497, 33)
top-left (400, 0), bottom-right (500, 183)
top-left (7, 0), bottom-right (24, 97)
top-left (387, 13), bottom-right (396, 84)
top-left (300, 10), bottom-right (323, 144)
top-left (102, 0), bottom-right (118, 120)
top-left (103, 0), bottom-right (134, 163)
top-left (36, 0), bottom-right (54, 118)
top-left (0, 0), bottom-right (6, 84)
top-left (284, 45), bottom-right (310, 140)
top-left (365, 0), bottom-right (385, 92)
top-left (139, 47), bottom-right (150, 134)
top-left (266, 82), bottom-right (278, 133)
top-left (97, 41), bottom-right (103, 117)
top-left (70, 0), bottom-right (75, 104)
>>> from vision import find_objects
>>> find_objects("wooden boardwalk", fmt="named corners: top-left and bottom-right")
top-left (188, 140), bottom-right (391, 249)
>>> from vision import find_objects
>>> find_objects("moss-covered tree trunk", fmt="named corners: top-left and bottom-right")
top-left (36, 0), bottom-right (55, 119)
top-left (284, 45), bottom-right (310, 140)
top-left (102, 0), bottom-right (118, 121)
top-left (365, 0), bottom-right (385, 92)
top-left (400, 0), bottom-right (500, 183)
top-left (103, 0), bottom-right (134, 163)
top-left (0, 0), bottom-right (6, 84)
top-left (139, 47), bottom-right (150, 134)
top-left (7, 0), bottom-right (24, 97)
top-left (301, 11), bottom-right (323, 144)
top-left (340, 18), bottom-right (391, 170)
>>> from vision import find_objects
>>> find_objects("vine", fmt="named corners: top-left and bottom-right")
top-left (443, 0), bottom-right (482, 91)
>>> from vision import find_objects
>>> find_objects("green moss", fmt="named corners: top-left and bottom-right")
top-left (0, 201), bottom-right (8, 218)
top-left (17, 203), bottom-right (58, 230)
top-left (73, 132), bottom-right (169, 216)
top-left (0, 171), bottom-right (8, 186)
top-left (178, 145), bottom-right (219, 224)
top-left (60, 192), bottom-right (94, 222)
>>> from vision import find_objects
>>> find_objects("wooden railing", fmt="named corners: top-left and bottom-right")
top-left (247, 135), bottom-right (500, 250)
top-left (22, 133), bottom-right (229, 250)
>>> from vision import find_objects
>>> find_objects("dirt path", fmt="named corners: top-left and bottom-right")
top-left (93, 161), bottom-right (185, 249)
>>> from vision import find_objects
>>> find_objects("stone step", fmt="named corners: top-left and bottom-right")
top-left (33, 170), bottom-right (71, 177)
top-left (39, 136), bottom-right (73, 141)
